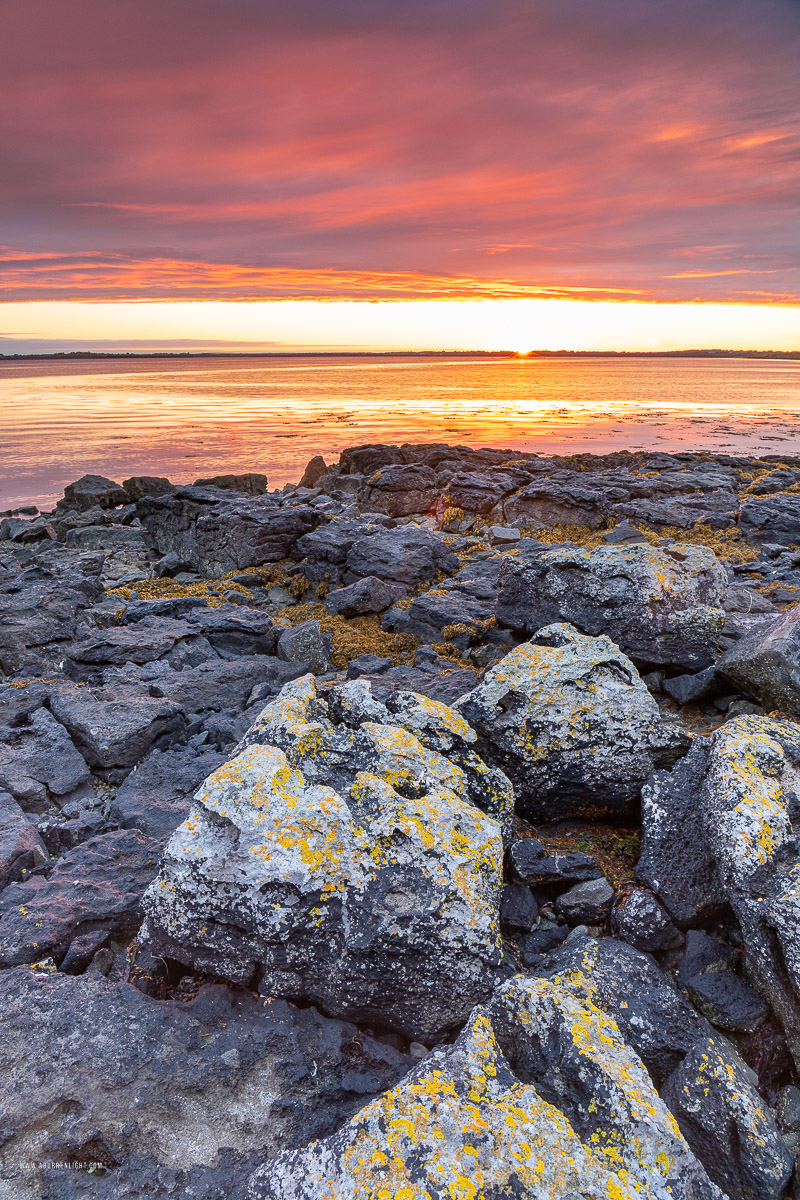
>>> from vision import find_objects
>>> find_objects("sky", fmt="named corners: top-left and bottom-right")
top-left (1, 0), bottom-right (799, 352)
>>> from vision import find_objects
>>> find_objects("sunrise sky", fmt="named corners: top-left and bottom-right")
top-left (2, 0), bottom-right (800, 352)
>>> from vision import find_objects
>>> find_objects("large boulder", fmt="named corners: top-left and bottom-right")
top-left (535, 936), bottom-right (792, 1200)
top-left (638, 715), bottom-right (800, 1073)
top-left (249, 974), bottom-right (723, 1200)
top-left (456, 623), bottom-right (687, 821)
top-left (0, 968), bottom-right (410, 1200)
top-left (137, 488), bottom-right (323, 575)
top-left (502, 479), bottom-right (611, 528)
top-left (717, 604), bottom-right (800, 714)
top-left (140, 677), bottom-right (512, 1040)
top-left (193, 472), bottom-right (268, 495)
top-left (496, 542), bottom-right (728, 670)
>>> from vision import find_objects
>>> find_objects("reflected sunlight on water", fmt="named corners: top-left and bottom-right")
top-left (1, 353), bottom-right (799, 509)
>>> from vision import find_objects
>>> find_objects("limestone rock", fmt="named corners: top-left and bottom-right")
top-left (456, 623), bottom-right (687, 821)
top-left (496, 542), bottom-right (727, 670)
top-left (248, 973), bottom-right (723, 1200)
top-left (141, 676), bottom-right (512, 1039)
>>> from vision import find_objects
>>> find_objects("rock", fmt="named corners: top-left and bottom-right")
top-left (739, 494), bottom-right (800, 546)
top-left (276, 620), bottom-right (332, 675)
top-left (496, 543), bottom-right (727, 670)
top-left (661, 1035), bottom-right (792, 1200)
top-left (193, 472), bottom-right (268, 495)
top-left (612, 492), bottom-right (740, 531)
top-left (662, 665), bottom-right (722, 705)
top-left (502, 479), bottom-right (609, 528)
top-left (717, 605), bottom-right (800, 714)
top-left (0, 791), bottom-right (47, 887)
top-left (122, 475), bottom-right (174, 502)
top-left (154, 549), bottom-right (189, 577)
top-left (48, 683), bottom-right (185, 770)
top-left (345, 524), bottom-right (458, 587)
top-left (0, 829), bottom-right (161, 966)
top-left (298, 455), bottom-right (328, 489)
top-left (518, 922), bottom-right (569, 964)
top-left (109, 745), bottom-right (227, 841)
top-left (638, 715), bottom-right (800, 1071)
top-left (362, 463), bottom-right (438, 517)
top-left (555, 876), bottom-right (614, 924)
top-left (60, 474), bottom-right (127, 512)
top-left (457, 623), bottom-right (687, 822)
top-left (446, 469), bottom-right (521, 514)
top-left (604, 519), bottom-right (650, 544)
top-left (345, 653), bottom-right (392, 678)
top-left (612, 888), bottom-right (683, 953)
top-left (324, 575), bottom-right (405, 617)
top-left (499, 882), bottom-right (538, 933)
top-left (636, 742), bottom-right (729, 927)
top-left (508, 836), bottom-right (602, 887)
top-left (0, 705), bottom-right (92, 811)
top-left (249, 973), bottom-right (723, 1200)
top-left (363, 664), bottom-right (479, 706)
top-left (487, 523), bottom-right (521, 545)
top-left (684, 972), bottom-right (769, 1034)
top-left (141, 677), bottom-right (511, 1040)
top-left (0, 968), bottom-right (410, 1200)
top-left (676, 930), bottom-right (738, 986)
top-left (137, 488), bottom-right (322, 575)
top-left (382, 557), bottom-right (500, 642)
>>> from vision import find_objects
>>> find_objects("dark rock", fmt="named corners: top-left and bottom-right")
top-left (364, 665), bottom-right (479, 705)
top-left (612, 888), bottom-right (683, 953)
top-left (445, 470), bottom-right (519, 514)
top-left (612, 491), bottom-right (740, 530)
top-left (518, 922), bottom-right (569, 964)
top-left (183, 604), bottom-right (278, 659)
top-left (277, 621), bottom-right (332, 675)
top-left (346, 524), bottom-right (458, 587)
top-left (0, 705), bottom-right (92, 811)
top-left (109, 745), bottom-right (227, 841)
top-left (193, 472), bottom-right (268, 495)
top-left (58, 928), bottom-right (109, 973)
top-left (508, 837), bottom-right (602, 887)
top-left (739, 494), bottom-right (800, 546)
top-left (48, 683), bottom-right (185, 770)
top-left (138, 489), bottom-right (322, 575)
top-left (362, 463), bottom-right (438, 517)
top-left (676, 930), bottom-right (738, 986)
top-left (298, 454), bottom-right (328, 489)
top-left (502, 479), bottom-right (607, 528)
top-left (325, 576), bottom-right (406, 617)
top-left (154, 550), bottom-right (190, 577)
top-left (345, 654), bottom-right (392, 678)
top-left (499, 882), bottom-right (538, 933)
top-left (661, 1035), bottom-right (792, 1200)
top-left (555, 877), bottom-right (614, 925)
top-left (496, 543), bottom-right (727, 671)
top-left (603, 519), bottom-right (650, 544)
top-left (122, 475), bottom-right (174, 502)
top-left (60, 474), bottom-right (127, 512)
top-left (0, 791), bottom-right (48, 887)
top-left (636, 742), bottom-right (729, 927)
top-left (0, 829), bottom-right (161, 966)
top-left (120, 596), bottom-right (210, 623)
top-left (662, 666), bottom-right (722, 705)
top-left (685, 972), bottom-right (769, 1034)
top-left (717, 605), bottom-right (800, 715)
top-left (0, 968), bottom-right (410, 1200)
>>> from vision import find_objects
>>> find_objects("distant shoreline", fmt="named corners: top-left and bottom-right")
top-left (1, 348), bottom-right (799, 362)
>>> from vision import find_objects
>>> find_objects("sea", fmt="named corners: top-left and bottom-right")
top-left (1, 353), bottom-right (799, 511)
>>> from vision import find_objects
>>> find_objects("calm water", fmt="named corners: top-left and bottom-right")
top-left (1, 354), bottom-right (799, 510)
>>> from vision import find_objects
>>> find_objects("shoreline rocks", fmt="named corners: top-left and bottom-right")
top-left (3, 441), bottom-right (800, 1197)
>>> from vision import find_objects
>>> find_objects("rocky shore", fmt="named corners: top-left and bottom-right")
top-left (2, 442), bottom-right (800, 1198)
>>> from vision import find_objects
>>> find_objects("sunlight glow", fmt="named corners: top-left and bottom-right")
top-left (0, 298), bottom-right (799, 355)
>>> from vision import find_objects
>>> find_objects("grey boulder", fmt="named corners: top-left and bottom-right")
top-left (717, 604), bottom-right (800, 714)
top-left (141, 676), bottom-right (512, 1040)
top-left (496, 542), bottom-right (727, 670)
top-left (456, 623), bottom-right (687, 821)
